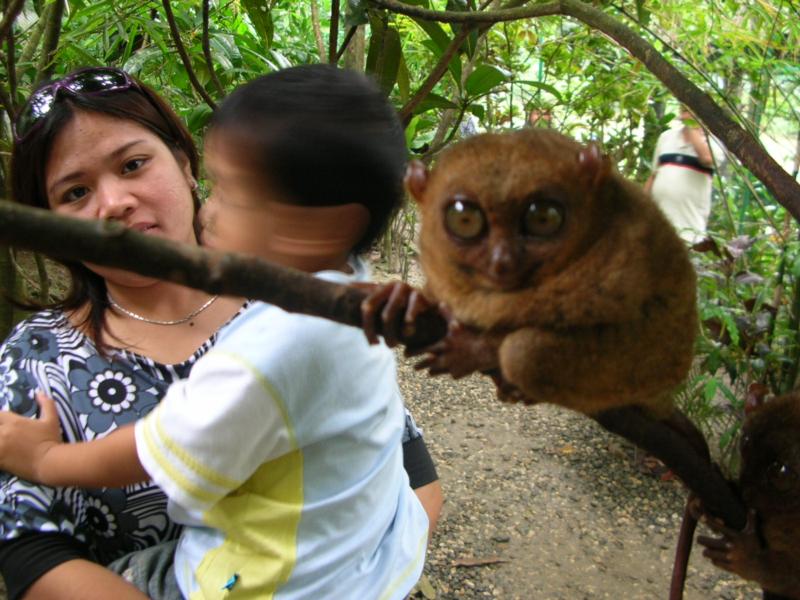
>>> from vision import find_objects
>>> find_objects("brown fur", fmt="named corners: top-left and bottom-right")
top-left (738, 393), bottom-right (800, 597)
top-left (413, 129), bottom-right (697, 416)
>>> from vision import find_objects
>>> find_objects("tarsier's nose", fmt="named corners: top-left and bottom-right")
top-left (487, 239), bottom-right (522, 289)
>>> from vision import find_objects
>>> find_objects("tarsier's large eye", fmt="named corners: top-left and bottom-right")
top-left (524, 199), bottom-right (564, 237)
top-left (766, 461), bottom-right (798, 493)
top-left (445, 198), bottom-right (486, 241)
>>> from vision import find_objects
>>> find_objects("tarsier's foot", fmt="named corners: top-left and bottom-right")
top-left (485, 369), bottom-right (530, 404)
top-left (415, 308), bottom-right (501, 378)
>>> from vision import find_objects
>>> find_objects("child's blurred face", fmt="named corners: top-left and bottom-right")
top-left (200, 131), bottom-right (370, 272)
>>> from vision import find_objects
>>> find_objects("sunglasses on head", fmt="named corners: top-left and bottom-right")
top-left (13, 67), bottom-right (140, 143)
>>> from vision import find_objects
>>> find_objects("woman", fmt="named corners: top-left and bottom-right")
top-left (0, 67), bottom-right (442, 599)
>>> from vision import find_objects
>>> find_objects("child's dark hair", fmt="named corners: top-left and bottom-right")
top-left (208, 64), bottom-right (407, 254)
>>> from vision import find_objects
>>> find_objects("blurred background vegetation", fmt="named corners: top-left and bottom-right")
top-left (0, 0), bottom-right (798, 473)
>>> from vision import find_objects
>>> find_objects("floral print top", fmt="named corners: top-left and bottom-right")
top-left (0, 309), bottom-right (225, 564)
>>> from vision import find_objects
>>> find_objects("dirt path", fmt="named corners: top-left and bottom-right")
top-left (400, 358), bottom-right (761, 599)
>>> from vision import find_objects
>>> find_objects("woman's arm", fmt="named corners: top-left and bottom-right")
top-left (682, 124), bottom-right (713, 166)
top-left (0, 392), bottom-right (148, 488)
top-left (22, 558), bottom-right (148, 600)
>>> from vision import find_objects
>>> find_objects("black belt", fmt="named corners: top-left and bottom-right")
top-left (658, 153), bottom-right (714, 175)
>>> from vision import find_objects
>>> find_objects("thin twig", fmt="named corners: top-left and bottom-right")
top-left (202, 0), bottom-right (225, 96)
top-left (35, 0), bottom-right (65, 83)
top-left (0, 0), bottom-right (23, 43)
top-left (399, 26), bottom-right (473, 125)
top-left (5, 22), bottom-right (16, 111)
top-left (335, 25), bottom-right (357, 61)
top-left (328, 0), bottom-right (340, 64)
top-left (310, 0), bottom-right (327, 62)
top-left (0, 81), bottom-right (14, 122)
top-left (17, 9), bottom-right (47, 75)
top-left (161, 0), bottom-right (217, 109)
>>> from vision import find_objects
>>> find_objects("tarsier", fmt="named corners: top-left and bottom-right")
top-left (695, 393), bottom-right (800, 599)
top-left (365, 129), bottom-right (699, 428)
top-left (363, 129), bottom-right (745, 597)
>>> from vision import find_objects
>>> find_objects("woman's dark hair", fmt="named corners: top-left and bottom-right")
top-left (10, 70), bottom-right (200, 346)
top-left (208, 64), bottom-right (407, 254)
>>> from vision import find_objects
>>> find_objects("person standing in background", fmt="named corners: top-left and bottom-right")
top-left (644, 106), bottom-right (725, 244)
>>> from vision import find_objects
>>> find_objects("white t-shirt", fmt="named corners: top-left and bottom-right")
top-left (650, 127), bottom-right (725, 243)
top-left (135, 258), bottom-right (428, 600)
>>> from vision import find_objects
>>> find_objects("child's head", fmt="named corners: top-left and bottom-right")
top-left (200, 65), bottom-right (407, 271)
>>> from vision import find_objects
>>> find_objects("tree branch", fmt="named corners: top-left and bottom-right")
top-left (328, 0), bottom-right (340, 64)
top-left (369, 0), bottom-right (800, 222)
top-left (202, 0), bottom-right (225, 96)
top-left (310, 0), bottom-right (327, 62)
top-left (35, 0), bottom-right (65, 83)
top-left (5, 23), bottom-right (17, 111)
top-left (0, 0), bottom-right (23, 43)
top-left (0, 200), bottom-right (447, 347)
top-left (161, 0), bottom-right (217, 110)
top-left (335, 25), bottom-right (357, 61)
top-left (399, 26), bottom-right (474, 125)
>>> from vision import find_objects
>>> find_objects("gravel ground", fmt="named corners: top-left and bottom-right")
top-left (400, 356), bottom-right (762, 599)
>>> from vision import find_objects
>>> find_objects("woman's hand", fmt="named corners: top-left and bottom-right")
top-left (0, 391), bottom-right (63, 483)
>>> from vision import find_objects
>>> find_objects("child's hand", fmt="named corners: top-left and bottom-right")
top-left (0, 391), bottom-right (62, 483)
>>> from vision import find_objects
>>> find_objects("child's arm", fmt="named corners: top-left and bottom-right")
top-left (0, 391), bottom-right (148, 488)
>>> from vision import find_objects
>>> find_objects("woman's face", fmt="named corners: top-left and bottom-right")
top-left (45, 110), bottom-right (197, 285)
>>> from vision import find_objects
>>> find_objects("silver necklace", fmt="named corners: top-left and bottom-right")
top-left (107, 294), bottom-right (220, 326)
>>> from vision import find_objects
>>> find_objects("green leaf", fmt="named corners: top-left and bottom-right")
top-left (412, 19), bottom-right (462, 85)
top-left (242, 0), bottom-right (274, 49)
top-left (397, 54), bottom-right (410, 103)
top-left (366, 16), bottom-right (402, 95)
top-left (185, 104), bottom-right (214, 134)
top-left (516, 80), bottom-right (563, 103)
top-left (703, 378), bottom-right (718, 402)
top-left (465, 65), bottom-right (509, 97)
top-left (468, 103), bottom-right (485, 120)
top-left (405, 115), bottom-right (420, 146)
top-left (413, 19), bottom-right (449, 54)
top-left (414, 92), bottom-right (458, 113)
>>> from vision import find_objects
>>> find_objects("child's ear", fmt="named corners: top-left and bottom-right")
top-left (404, 160), bottom-right (429, 205)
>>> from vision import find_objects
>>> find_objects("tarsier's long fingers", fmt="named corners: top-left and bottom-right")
top-left (359, 282), bottom-right (398, 346)
top-left (357, 282), bottom-right (385, 345)
top-left (378, 283), bottom-right (409, 348)
top-left (400, 291), bottom-right (436, 356)
top-left (697, 535), bottom-right (735, 570)
top-left (359, 281), bottom-right (434, 348)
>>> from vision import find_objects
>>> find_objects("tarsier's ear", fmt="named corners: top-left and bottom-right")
top-left (405, 160), bottom-right (429, 205)
top-left (577, 142), bottom-right (611, 190)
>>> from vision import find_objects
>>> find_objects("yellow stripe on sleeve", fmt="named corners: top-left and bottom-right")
top-left (140, 406), bottom-right (227, 505)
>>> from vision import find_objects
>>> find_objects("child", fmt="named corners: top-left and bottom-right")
top-left (0, 65), bottom-right (428, 599)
